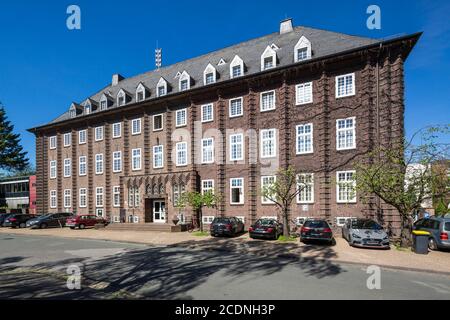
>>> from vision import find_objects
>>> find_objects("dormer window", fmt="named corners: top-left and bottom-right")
top-left (69, 108), bottom-right (76, 118)
top-left (136, 83), bottom-right (147, 102)
top-left (85, 104), bottom-right (91, 115)
top-left (117, 90), bottom-right (126, 106)
top-left (179, 71), bottom-right (191, 91)
top-left (203, 63), bottom-right (217, 85)
top-left (294, 36), bottom-right (312, 62)
top-left (100, 94), bottom-right (110, 110)
top-left (156, 77), bottom-right (168, 97)
top-left (230, 55), bottom-right (244, 79)
top-left (261, 46), bottom-right (277, 71)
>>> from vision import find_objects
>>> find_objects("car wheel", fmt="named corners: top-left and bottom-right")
top-left (79, 224), bottom-right (85, 230)
top-left (428, 238), bottom-right (438, 251)
top-left (19, 222), bottom-right (26, 228)
top-left (40, 223), bottom-right (48, 229)
top-left (70, 227), bottom-right (75, 230)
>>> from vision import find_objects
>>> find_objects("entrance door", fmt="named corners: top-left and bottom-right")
top-left (153, 201), bottom-right (166, 223)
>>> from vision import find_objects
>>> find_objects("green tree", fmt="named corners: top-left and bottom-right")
top-left (354, 125), bottom-right (450, 247)
top-left (177, 191), bottom-right (222, 232)
top-left (0, 103), bottom-right (29, 172)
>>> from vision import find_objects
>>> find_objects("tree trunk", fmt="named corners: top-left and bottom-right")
top-left (283, 207), bottom-right (290, 238)
top-left (199, 208), bottom-right (203, 232)
top-left (400, 214), bottom-right (413, 247)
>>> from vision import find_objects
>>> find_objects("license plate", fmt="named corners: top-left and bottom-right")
top-left (367, 241), bottom-right (378, 245)
top-left (66, 223), bottom-right (75, 226)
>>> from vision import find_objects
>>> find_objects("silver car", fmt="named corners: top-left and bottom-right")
top-left (413, 216), bottom-right (450, 251)
top-left (342, 218), bottom-right (390, 249)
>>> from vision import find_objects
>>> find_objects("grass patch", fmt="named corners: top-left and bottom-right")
top-left (192, 231), bottom-right (210, 237)
top-left (277, 235), bottom-right (297, 242)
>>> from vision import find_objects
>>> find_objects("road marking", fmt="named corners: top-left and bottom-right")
top-left (412, 281), bottom-right (450, 294)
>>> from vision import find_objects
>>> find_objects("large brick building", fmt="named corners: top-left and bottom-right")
top-left (28, 19), bottom-right (420, 232)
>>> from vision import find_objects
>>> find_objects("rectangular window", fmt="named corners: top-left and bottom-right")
top-left (263, 57), bottom-right (274, 70)
top-left (205, 73), bottom-right (215, 84)
top-left (176, 142), bottom-right (187, 166)
top-left (180, 79), bottom-right (189, 91)
top-left (158, 86), bottom-right (166, 97)
top-left (113, 151), bottom-right (122, 173)
top-left (229, 98), bottom-right (243, 117)
top-left (297, 173), bottom-right (314, 204)
top-left (296, 82), bottom-right (313, 105)
top-left (64, 158), bottom-right (71, 178)
top-left (260, 129), bottom-right (276, 158)
top-left (153, 114), bottom-right (163, 131)
top-left (49, 160), bottom-right (57, 179)
top-left (230, 178), bottom-right (244, 204)
top-left (95, 126), bottom-right (104, 141)
top-left (78, 156), bottom-right (87, 176)
top-left (260, 90), bottom-right (276, 112)
top-left (337, 171), bottom-right (356, 203)
top-left (336, 117), bottom-right (356, 150)
top-left (112, 122), bottom-right (122, 138)
top-left (202, 180), bottom-right (215, 194)
top-left (50, 190), bottom-right (57, 208)
top-left (113, 186), bottom-right (120, 207)
top-left (296, 124), bottom-right (314, 154)
top-left (153, 145), bottom-right (164, 169)
top-left (201, 138), bottom-right (214, 164)
top-left (78, 130), bottom-right (87, 144)
top-left (202, 216), bottom-right (215, 225)
top-left (232, 65), bottom-right (242, 78)
top-left (175, 109), bottom-right (187, 127)
top-left (49, 136), bottom-right (57, 149)
top-left (297, 47), bottom-right (308, 62)
top-left (131, 118), bottom-right (141, 135)
top-left (261, 176), bottom-right (276, 204)
top-left (96, 187), bottom-right (104, 207)
top-left (201, 103), bottom-right (214, 122)
top-left (137, 90), bottom-right (144, 102)
top-left (118, 94), bottom-right (125, 106)
top-left (336, 73), bottom-right (355, 98)
top-left (64, 189), bottom-right (71, 208)
top-left (95, 154), bottom-right (103, 174)
top-left (100, 100), bottom-right (107, 110)
top-left (230, 134), bottom-right (244, 161)
top-left (63, 133), bottom-right (71, 147)
top-left (79, 188), bottom-right (87, 208)
top-left (132, 148), bottom-right (142, 171)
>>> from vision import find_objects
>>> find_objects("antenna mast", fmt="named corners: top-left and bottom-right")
top-left (155, 41), bottom-right (162, 70)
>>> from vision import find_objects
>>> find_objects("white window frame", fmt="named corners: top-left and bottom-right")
top-left (112, 122), bottom-right (122, 139)
top-left (78, 130), bottom-right (87, 145)
top-left (113, 186), bottom-right (121, 207)
top-left (117, 89), bottom-right (126, 106)
top-left (78, 156), bottom-right (87, 177)
top-left (179, 71), bottom-right (191, 91)
top-left (100, 95), bottom-right (108, 110)
top-left (296, 82), bottom-right (313, 105)
top-left (336, 217), bottom-right (356, 227)
top-left (261, 176), bottom-right (276, 204)
top-left (49, 160), bottom-right (57, 179)
top-left (131, 118), bottom-right (141, 135)
top-left (96, 187), bottom-right (104, 207)
top-left (95, 126), bottom-right (104, 141)
top-left (136, 83), bottom-right (146, 102)
top-left (335, 73), bottom-right (355, 98)
top-left (203, 63), bottom-right (217, 85)
top-left (112, 151), bottom-right (122, 173)
top-left (64, 158), bottom-right (71, 178)
top-left (294, 36), bottom-right (312, 62)
top-left (229, 97), bottom-right (243, 118)
top-left (175, 109), bottom-right (187, 127)
top-left (63, 133), bottom-right (71, 147)
top-left (229, 133), bottom-right (244, 161)
top-left (201, 180), bottom-right (215, 194)
top-left (153, 145), bottom-right (164, 169)
top-left (260, 129), bottom-right (277, 158)
top-left (336, 170), bottom-right (357, 204)
top-left (64, 189), bottom-right (71, 208)
top-left (201, 103), bottom-right (214, 123)
top-left (79, 188), bottom-right (87, 208)
top-left (260, 90), bottom-right (276, 112)
top-left (153, 114), bottom-right (163, 131)
top-left (202, 216), bottom-right (215, 225)
top-left (230, 55), bottom-right (244, 79)
top-left (296, 123), bottom-right (314, 155)
top-left (230, 178), bottom-right (244, 205)
top-left (201, 138), bottom-right (214, 164)
top-left (132, 148), bottom-right (142, 171)
top-left (84, 104), bottom-right (91, 115)
top-left (95, 153), bottom-right (104, 175)
top-left (261, 46), bottom-right (277, 71)
top-left (176, 142), bottom-right (188, 167)
top-left (156, 77), bottom-right (167, 97)
top-left (49, 136), bottom-right (57, 150)
top-left (297, 173), bottom-right (314, 204)
top-left (50, 190), bottom-right (57, 208)
top-left (336, 117), bottom-right (356, 151)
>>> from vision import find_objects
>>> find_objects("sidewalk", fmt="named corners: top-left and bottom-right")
top-left (1, 227), bottom-right (449, 274)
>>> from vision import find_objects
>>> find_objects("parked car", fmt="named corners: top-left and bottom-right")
top-left (413, 216), bottom-right (450, 251)
top-left (249, 218), bottom-right (283, 240)
top-left (2, 214), bottom-right (35, 228)
top-left (342, 218), bottom-right (390, 249)
top-left (210, 217), bottom-right (245, 237)
top-left (300, 219), bottom-right (333, 245)
top-left (27, 212), bottom-right (73, 229)
top-left (0, 213), bottom-right (13, 227)
top-left (66, 215), bottom-right (109, 229)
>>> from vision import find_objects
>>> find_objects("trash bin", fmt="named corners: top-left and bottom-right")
top-left (412, 230), bottom-right (430, 254)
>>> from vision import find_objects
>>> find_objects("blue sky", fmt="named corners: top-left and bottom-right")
top-left (0, 0), bottom-right (449, 167)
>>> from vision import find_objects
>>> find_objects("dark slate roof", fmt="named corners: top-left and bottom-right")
top-left (46, 25), bottom-right (380, 126)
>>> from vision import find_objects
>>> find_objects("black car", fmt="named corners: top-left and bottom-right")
top-left (0, 213), bottom-right (13, 227)
top-left (300, 219), bottom-right (333, 244)
top-left (210, 217), bottom-right (245, 237)
top-left (2, 214), bottom-right (35, 228)
top-left (27, 212), bottom-right (73, 229)
top-left (249, 218), bottom-right (283, 240)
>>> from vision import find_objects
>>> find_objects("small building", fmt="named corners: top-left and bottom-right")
top-left (0, 175), bottom-right (36, 214)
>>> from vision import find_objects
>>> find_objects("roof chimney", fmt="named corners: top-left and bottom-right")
top-left (112, 74), bottom-right (124, 86)
top-left (280, 18), bottom-right (294, 34)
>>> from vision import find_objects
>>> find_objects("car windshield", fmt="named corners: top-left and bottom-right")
top-left (255, 219), bottom-right (276, 226)
top-left (444, 222), bottom-right (450, 232)
top-left (352, 220), bottom-right (382, 230)
top-left (304, 220), bottom-right (328, 228)
top-left (213, 218), bottom-right (231, 224)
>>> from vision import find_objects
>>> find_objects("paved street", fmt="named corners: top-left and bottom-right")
top-left (0, 233), bottom-right (449, 300)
